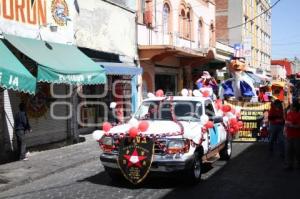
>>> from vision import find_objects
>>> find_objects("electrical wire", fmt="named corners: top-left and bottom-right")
top-left (224, 0), bottom-right (280, 30)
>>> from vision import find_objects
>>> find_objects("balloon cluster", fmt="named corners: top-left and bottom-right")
top-left (228, 118), bottom-right (243, 135)
top-left (214, 100), bottom-right (243, 135)
top-left (128, 121), bottom-right (149, 138)
top-left (200, 115), bottom-right (214, 133)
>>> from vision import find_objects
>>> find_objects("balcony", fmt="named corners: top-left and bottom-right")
top-left (137, 24), bottom-right (209, 55)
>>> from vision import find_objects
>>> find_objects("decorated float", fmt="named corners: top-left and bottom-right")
top-left (220, 57), bottom-right (271, 141)
top-left (93, 89), bottom-right (242, 184)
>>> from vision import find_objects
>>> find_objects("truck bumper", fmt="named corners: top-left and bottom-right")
top-left (100, 153), bottom-right (194, 173)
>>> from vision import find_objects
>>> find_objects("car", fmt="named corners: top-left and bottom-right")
top-left (94, 94), bottom-right (232, 184)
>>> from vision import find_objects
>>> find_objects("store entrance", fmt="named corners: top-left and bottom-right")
top-left (155, 74), bottom-right (177, 95)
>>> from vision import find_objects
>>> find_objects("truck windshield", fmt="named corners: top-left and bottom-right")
top-left (134, 100), bottom-right (203, 121)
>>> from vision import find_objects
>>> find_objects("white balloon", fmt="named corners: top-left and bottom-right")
top-left (193, 90), bottom-right (202, 97)
top-left (223, 116), bottom-right (229, 124)
top-left (128, 118), bottom-right (139, 127)
top-left (147, 93), bottom-right (155, 98)
top-left (226, 112), bottom-right (236, 119)
top-left (181, 89), bottom-right (189, 96)
top-left (92, 130), bottom-right (104, 141)
top-left (200, 115), bottom-right (209, 125)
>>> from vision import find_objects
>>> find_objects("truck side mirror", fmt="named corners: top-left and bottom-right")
top-left (212, 116), bottom-right (223, 123)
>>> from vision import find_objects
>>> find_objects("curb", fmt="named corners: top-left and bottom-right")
top-left (0, 156), bottom-right (98, 193)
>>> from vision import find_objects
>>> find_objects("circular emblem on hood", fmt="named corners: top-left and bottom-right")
top-left (51, 0), bottom-right (70, 26)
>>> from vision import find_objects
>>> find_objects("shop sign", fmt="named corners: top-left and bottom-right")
top-left (0, 0), bottom-right (74, 43)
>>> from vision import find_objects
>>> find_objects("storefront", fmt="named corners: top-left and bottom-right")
top-left (0, 34), bottom-right (106, 161)
top-left (77, 62), bottom-right (143, 133)
top-left (0, 40), bottom-right (36, 162)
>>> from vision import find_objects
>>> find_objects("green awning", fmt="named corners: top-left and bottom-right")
top-left (4, 34), bottom-right (106, 85)
top-left (0, 40), bottom-right (36, 94)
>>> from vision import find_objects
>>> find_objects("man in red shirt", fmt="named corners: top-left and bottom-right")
top-left (268, 99), bottom-right (285, 157)
top-left (284, 101), bottom-right (300, 169)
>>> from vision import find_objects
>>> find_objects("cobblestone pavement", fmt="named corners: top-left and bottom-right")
top-left (0, 135), bottom-right (99, 192)
top-left (1, 142), bottom-right (300, 199)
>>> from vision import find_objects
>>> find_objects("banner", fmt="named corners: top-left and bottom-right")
top-left (225, 101), bottom-right (271, 142)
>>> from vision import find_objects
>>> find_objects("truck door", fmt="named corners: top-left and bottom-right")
top-left (204, 100), bottom-right (220, 149)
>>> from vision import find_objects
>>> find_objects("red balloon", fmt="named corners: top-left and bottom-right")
top-left (222, 105), bottom-right (232, 113)
top-left (229, 118), bottom-right (238, 125)
top-left (202, 90), bottom-right (210, 97)
top-left (205, 121), bottom-right (214, 129)
top-left (229, 128), bottom-right (235, 134)
top-left (129, 127), bottom-right (139, 138)
top-left (155, 89), bottom-right (164, 97)
top-left (138, 121), bottom-right (149, 132)
top-left (102, 122), bottom-right (112, 132)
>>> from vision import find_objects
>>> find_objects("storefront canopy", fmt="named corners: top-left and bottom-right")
top-left (0, 40), bottom-right (36, 94)
top-left (4, 34), bottom-right (106, 85)
top-left (98, 62), bottom-right (143, 76)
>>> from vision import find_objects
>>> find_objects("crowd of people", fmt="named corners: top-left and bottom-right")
top-left (268, 98), bottom-right (300, 170)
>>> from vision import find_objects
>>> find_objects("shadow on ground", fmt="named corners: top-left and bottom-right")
top-left (81, 143), bottom-right (300, 199)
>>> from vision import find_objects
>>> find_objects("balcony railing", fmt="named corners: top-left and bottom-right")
top-left (138, 24), bottom-right (209, 53)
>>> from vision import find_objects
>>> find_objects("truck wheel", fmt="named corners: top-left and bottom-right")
top-left (186, 152), bottom-right (202, 184)
top-left (219, 140), bottom-right (232, 160)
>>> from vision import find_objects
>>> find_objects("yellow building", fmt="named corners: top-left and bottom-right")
top-left (216, 0), bottom-right (271, 75)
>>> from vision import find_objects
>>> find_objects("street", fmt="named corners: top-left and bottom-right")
top-left (0, 142), bottom-right (299, 199)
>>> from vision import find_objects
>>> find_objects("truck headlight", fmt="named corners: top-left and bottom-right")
top-left (167, 139), bottom-right (190, 154)
top-left (99, 136), bottom-right (114, 152)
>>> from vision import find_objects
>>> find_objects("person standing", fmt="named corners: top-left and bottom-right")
top-left (268, 99), bottom-right (285, 157)
top-left (284, 101), bottom-right (300, 169)
top-left (14, 103), bottom-right (31, 161)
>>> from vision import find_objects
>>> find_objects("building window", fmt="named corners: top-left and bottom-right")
top-left (162, 3), bottom-right (171, 34)
top-left (179, 9), bottom-right (186, 37)
top-left (209, 22), bottom-right (215, 47)
top-left (186, 7), bottom-right (193, 40)
top-left (198, 19), bottom-right (204, 48)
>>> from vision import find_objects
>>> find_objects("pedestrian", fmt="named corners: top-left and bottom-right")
top-left (14, 102), bottom-right (31, 161)
top-left (284, 100), bottom-right (300, 170)
top-left (268, 99), bottom-right (285, 157)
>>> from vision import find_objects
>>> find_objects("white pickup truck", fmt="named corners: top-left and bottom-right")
top-left (95, 95), bottom-right (232, 184)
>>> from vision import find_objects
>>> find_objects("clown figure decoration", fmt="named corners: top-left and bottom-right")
top-left (220, 57), bottom-right (257, 101)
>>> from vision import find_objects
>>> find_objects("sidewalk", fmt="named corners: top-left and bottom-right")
top-left (0, 134), bottom-right (100, 192)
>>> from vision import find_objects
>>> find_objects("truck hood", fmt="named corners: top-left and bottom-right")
top-left (108, 120), bottom-right (203, 143)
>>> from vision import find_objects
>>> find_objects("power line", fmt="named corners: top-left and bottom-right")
top-left (222, 0), bottom-right (280, 30)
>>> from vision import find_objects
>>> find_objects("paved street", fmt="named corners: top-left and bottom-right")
top-left (0, 140), bottom-right (299, 199)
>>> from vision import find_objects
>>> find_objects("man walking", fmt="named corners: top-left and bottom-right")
top-left (14, 103), bottom-right (31, 161)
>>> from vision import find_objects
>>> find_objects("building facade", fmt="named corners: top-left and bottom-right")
top-left (137, 0), bottom-right (216, 96)
top-left (216, 0), bottom-right (271, 74)
top-left (73, 0), bottom-right (142, 134)
top-left (0, 0), bottom-right (107, 162)
top-left (271, 59), bottom-right (293, 77)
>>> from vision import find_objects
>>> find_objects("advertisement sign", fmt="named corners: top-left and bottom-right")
top-left (243, 36), bottom-right (252, 58)
top-left (0, 0), bottom-right (75, 44)
top-left (226, 101), bottom-right (271, 142)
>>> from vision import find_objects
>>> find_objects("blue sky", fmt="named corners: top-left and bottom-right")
top-left (272, 0), bottom-right (300, 59)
